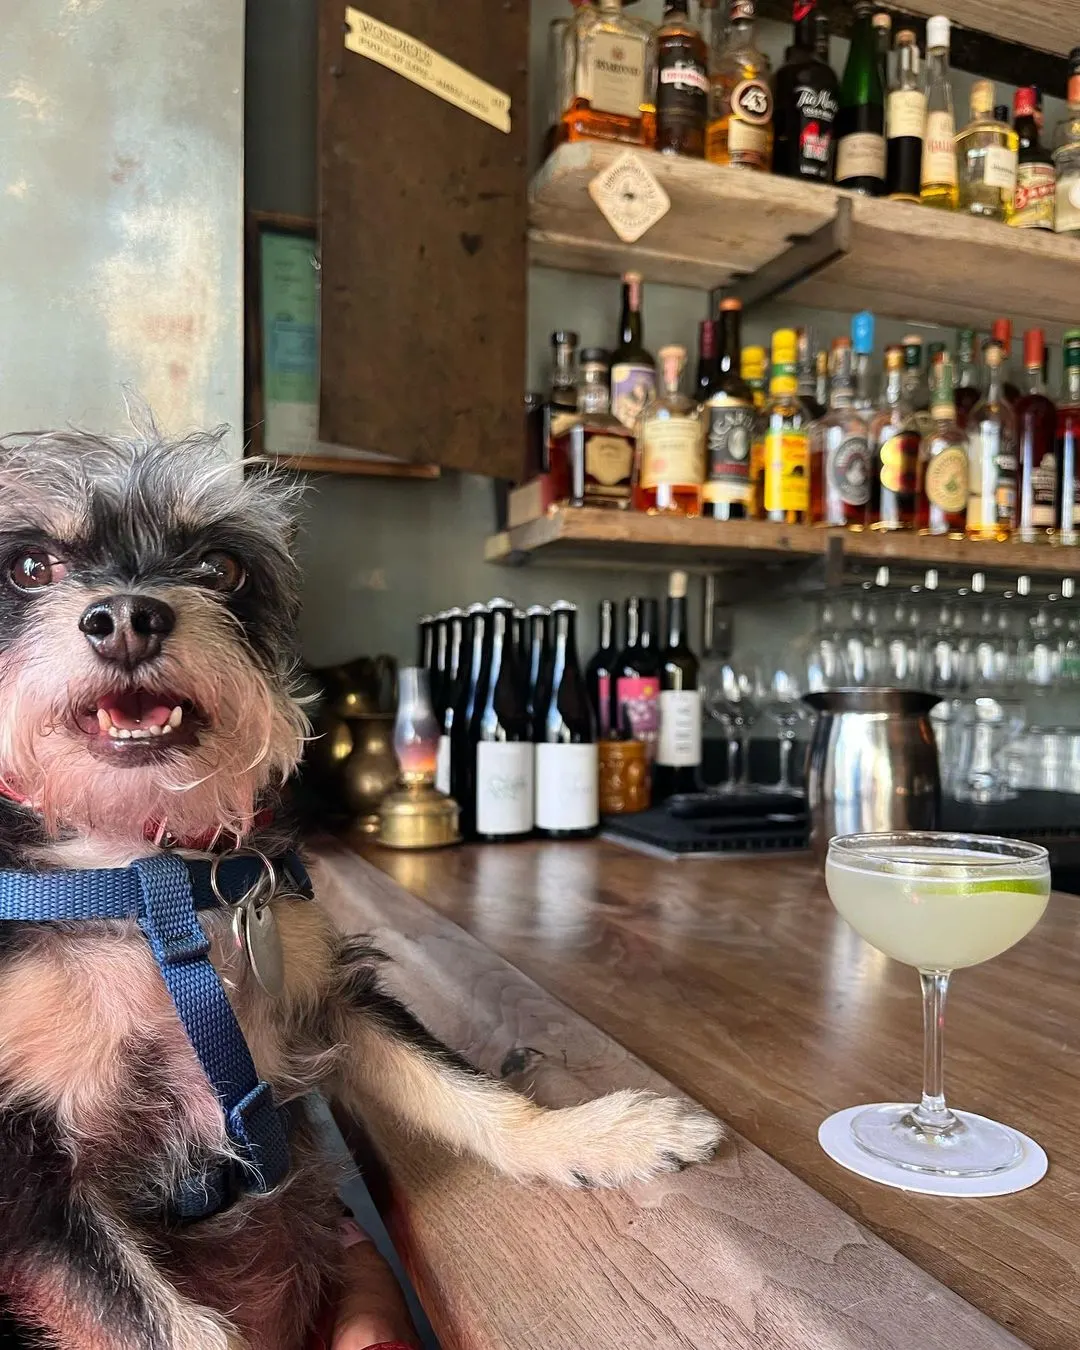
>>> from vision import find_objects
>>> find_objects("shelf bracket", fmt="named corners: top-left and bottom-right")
top-left (721, 197), bottom-right (852, 312)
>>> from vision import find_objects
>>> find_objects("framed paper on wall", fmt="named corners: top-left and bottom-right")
top-left (244, 211), bottom-right (438, 477)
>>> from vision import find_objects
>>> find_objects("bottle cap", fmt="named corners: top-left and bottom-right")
top-left (580, 347), bottom-right (610, 366)
top-left (895, 28), bottom-right (917, 44)
top-left (872, 12), bottom-right (891, 36)
top-left (984, 342), bottom-right (1004, 367)
top-left (851, 311), bottom-right (874, 355)
top-left (659, 344), bottom-right (687, 362)
top-left (622, 271), bottom-right (643, 285)
top-left (669, 571), bottom-right (688, 599)
top-left (552, 330), bottom-right (579, 347)
top-left (926, 14), bottom-right (950, 50)
top-left (550, 599), bottom-right (577, 613)
top-left (418, 614), bottom-right (434, 624)
top-left (771, 328), bottom-right (798, 361)
top-left (1065, 327), bottom-right (1080, 346)
top-left (742, 344), bottom-right (766, 364)
top-left (1014, 86), bottom-right (1038, 118)
top-left (720, 297), bottom-right (743, 313)
top-left (991, 317), bottom-right (1012, 352)
top-left (698, 319), bottom-right (717, 357)
top-left (466, 601), bottom-right (488, 615)
top-left (971, 79), bottom-right (994, 115)
top-left (884, 346), bottom-right (903, 371)
top-left (1024, 328), bottom-right (1046, 368)
top-left (486, 597), bottom-right (515, 610)
top-left (525, 604), bottom-right (550, 617)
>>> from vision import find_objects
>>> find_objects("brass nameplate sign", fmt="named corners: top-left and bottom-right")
top-left (343, 9), bottom-right (511, 134)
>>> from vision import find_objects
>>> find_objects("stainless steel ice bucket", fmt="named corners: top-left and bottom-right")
top-left (802, 688), bottom-right (941, 854)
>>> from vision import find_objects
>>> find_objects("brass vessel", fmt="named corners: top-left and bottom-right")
top-left (341, 714), bottom-right (401, 835)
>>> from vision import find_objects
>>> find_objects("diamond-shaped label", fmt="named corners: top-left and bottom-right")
top-left (588, 151), bottom-right (671, 244)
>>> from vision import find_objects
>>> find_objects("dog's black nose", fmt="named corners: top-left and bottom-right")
top-left (79, 595), bottom-right (176, 667)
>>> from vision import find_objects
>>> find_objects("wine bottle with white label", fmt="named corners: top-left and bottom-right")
top-left (654, 571), bottom-right (702, 801)
top-left (448, 604), bottom-right (489, 835)
top-left (535, 601), bottom-right (599, 839)
top-left (434, 606), bottom-right (466, 798)
top-left (835, 0), bottom-right (886, 196)
top-left (470, 599), bottom-right (534, 843)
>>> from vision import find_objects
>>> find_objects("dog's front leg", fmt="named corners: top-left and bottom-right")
top-left (322, 938), bottom-right (723, 1188)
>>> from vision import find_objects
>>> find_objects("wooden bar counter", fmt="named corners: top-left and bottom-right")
top-left (315, 840), bottom-right (1080, 1350)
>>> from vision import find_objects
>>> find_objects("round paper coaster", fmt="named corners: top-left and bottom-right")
top-left (818, 1104), bottom-right (1048, 1197)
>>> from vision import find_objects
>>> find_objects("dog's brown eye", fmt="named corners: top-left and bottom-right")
top-left (195, 551), bottom-right (245, 594)
top-left (9, 551), bottom-right (68, 592)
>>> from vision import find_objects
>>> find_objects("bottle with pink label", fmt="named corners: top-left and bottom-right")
top-left (614, 596), bottom-right (662, 779)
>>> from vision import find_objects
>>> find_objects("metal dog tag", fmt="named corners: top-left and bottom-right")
top-left (241, 898), bottom-right (285, 998)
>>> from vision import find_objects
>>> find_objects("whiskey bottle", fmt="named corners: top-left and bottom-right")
top-left (633, 345), bottom-right (706, 516)
top-left (610, 271), bottom-right (656, 430)
top-left (772, 0), bottom-right (840, 183)
top-left (1053, 50), bottom-right (1080, 236)
top-left (655, 0), bottom-right (709, 157)
top-left (563, 0), bottom-right (657, 149)
top-left (703, 298), bottom-right (756, 521)
top-left (966, 342), bottom-right (1018, 542)
top-left (810, 338), bottom-right (871, 529)
top-left (1056, 330), bottom-right (1080, 544)
top-left (954, 329), bottom-right (982, 427)
top-left (836, 0), bottom-right (886, 196)
top-left (706, 0), bottom-right (773, 170)
top-left (544, 330), bottom-right (579, 502)
top-left (919, 15), bottom-right (958, 210)
top-left (654, 570), bottom-right (702, 802)
top-left (763, 329), bottom-right (811, 525)
top-left (1012, 86), bottom-right (1055, 230)
top-left (851, 310), bottom-right (876, 412)
top-left (570, 348), bottom-right (636, 510)
top-left (870, 346), bottom-right (920, 531)
top-left (916, 354), bottom-right (968, 538)
top-left (957, 79), bottom-right (1018, 223)
top-left (1015, 328), bottom-right (1058, 543)
top-left (902, 335), bottom-right (932, 439)
top-left (741, 344), bottom-right (767, 518)
top-left (797, 327), bottom-right (824, 419)
top-left (990, 318), bottom-right (1021, 404)
top-left (886, 29), bottom-right (925, 202)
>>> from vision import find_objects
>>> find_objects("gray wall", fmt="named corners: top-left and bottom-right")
top-left (247, 0), bottom-right (1071, 669)
top-left (0, 0), bottom-right (245, 439)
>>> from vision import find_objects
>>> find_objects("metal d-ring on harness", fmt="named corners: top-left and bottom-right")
top-left (0, 846), bottom-right (313, 1221)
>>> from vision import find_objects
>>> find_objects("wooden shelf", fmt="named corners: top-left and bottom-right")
top-left (486, 506), bottom-right (1080, 578)
top-left (530, 144), bottom-right (1080, 335)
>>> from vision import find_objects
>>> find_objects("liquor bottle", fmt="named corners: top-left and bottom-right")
top-left (954, 329), bottom-right (982, 427)
top-left (449, 603), bottom-right (489, 837)
top-left (1016, 328), bottom-right (1058, 543)
top-left (696, 319), bottom-right (718, 401)
top-left (886, 30), bottom-right (924, 202)
top-left (813, 10), bottom-right (830, 63)
top-left (796, 327), bottom-right (824, 419)
top-left (1053, 50), bottom-right (1080, 237)
top-left (610, 272), bottom-right (656, 431)
top-left (471, 599), bottom-right (533, 842)
top-left (614, 596), bottom-right (661, 768)
top-left (585, 598), bottom-right (618, 738)
top-left (534, 601), bottom-right (599, 839)
top-left (763, 329), bottom-right (811, 525)
top-left (417, 614), bottom-right (435, 672)
top-left (523, 605), bottom-right (552, 737)
top-left (919, 15), bottom-right (958, 210)
top-left (544, 330), bottom-right (579, 502)
top-left (870, 345), bottom-right (920, 531)
top-left (634, 345), bottom-right (705, 516)
top-left (1013, 87), bottom-right (1054, 230)
top-left (851, 310), bottom-right (876, 411)
top-left (810, 338), bottom-right (871, 529)
top-left (706, 0), bottom-right (773, 170)
top-left (655, 0), bottom-right (709, 156)
top-left (966, 343), bottom-right (1018, 542)
top-left (835, 0), bottom-right (886, 196)
top-left (1056, 329), bottom-right (1080, 544)
top-left (772, 0), bottom-right (840, 183)
top-left (902, 335), bottom-right (931, 439)
top-left (570, 347), bottom-right (636, 509)
top-left (562, 0), bottom-right (657, 149)
top-left (703, 297), bottom-right (757, 521)
top-left (957, 79), bottom-right (1018, 223)
top-left (916, 355), bottom-right (968, 538)
top-left (990, 318), bottom-right (1021, 404)
top-left (814, 349), bottom-right (829, 412)
top-left (654, 570), bottom-right (702, 802)
top-left (434, 607), bottom-right (466, 796)
top-left (741, 344), bottom-right (767, 518)
top-left (699, 0), bottom-right (728, 68)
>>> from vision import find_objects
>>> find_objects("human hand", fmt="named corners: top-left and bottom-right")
top-left (310, 1220), bottom-right (419, 1350)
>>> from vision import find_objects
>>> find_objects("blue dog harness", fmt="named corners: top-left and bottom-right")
top-left (0, 848), bottom-right (312, 1221)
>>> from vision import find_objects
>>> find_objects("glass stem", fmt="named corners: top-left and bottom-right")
top-left (738, 728), bottom-right (751, 786)
top-left (726, 733), bottom-right (739, 785)
top-left (777, 735), bottom-right (792, 790)
top-left (913, 970), bottom-right (959, 1133)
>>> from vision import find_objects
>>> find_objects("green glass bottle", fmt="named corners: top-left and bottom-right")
top-left (836, 0), bottom-right (886, 195)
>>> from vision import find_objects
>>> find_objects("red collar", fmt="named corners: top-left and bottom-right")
top-left (0, 778), bottom-right (274, 852)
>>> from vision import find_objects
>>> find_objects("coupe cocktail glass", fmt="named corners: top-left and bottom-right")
top-left (825, 832), bottom-right (1050, 1176)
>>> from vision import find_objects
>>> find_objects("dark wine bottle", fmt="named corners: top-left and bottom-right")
top-left (470, 598), bottom-right (534, 842)
top-left (448, 604), bottom-right (489, 836)
top-left (614, 596), bottom-right (661, 772)
top-left (654, 572), bottom-right (702, 801)
top-left (696, 319), bottom-right (718, 402)
top-left (584, 599), bottom-right (618, 739)
top-left (610, 272), bottom-right (656, 431)
top-left (772, 0), bottom-right (840, 183)
top-left (417, 614), bottom-right (435, 671)
top-left (430, 611), bottom-right (449, 719)
top-left (836, 0), bottom-right (886, 195)
top-left (886, 29), bottom-right (924, 202)
top-left (434, 607), bottom-right (465, 795)
top-left (535, 601), bottom-right (599, 839)
top-left (524, 604), bottom-right (552, 737)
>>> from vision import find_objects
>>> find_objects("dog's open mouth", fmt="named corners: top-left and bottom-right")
top-left (75, 691), bottom-right (202, 760)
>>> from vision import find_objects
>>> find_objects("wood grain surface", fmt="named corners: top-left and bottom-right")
top-left (348, 840), bottom-right (1080, 1350)
top-left (315, 845), bottom-right (1028, 1350)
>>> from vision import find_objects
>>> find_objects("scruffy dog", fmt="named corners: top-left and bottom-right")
top-left (0, 424), bottom-right (722, 1350)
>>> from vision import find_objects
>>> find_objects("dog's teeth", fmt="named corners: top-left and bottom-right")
top-left (107, 726), bottom-right (123, 739)
top-left (149, 724), bottom-right (163, 737)
top-left (96, 708), bottom-right (113, 733)
top-left (118, 728), bottom-right (132, 740)
top-left (130, 727), bottom-right (151, 739)
top-left (168, 706), bottom-right (183, 730)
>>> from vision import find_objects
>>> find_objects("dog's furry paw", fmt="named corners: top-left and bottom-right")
top-left (547, 1089), bottom-right (723, 1189)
